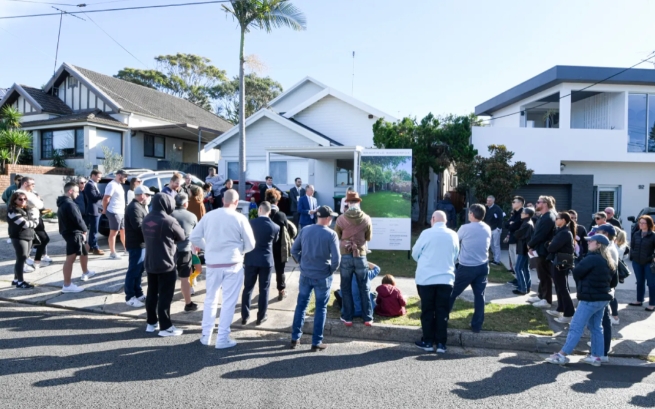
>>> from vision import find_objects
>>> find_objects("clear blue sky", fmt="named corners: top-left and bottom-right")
top-left (2, 0), bottom-right (655, 119)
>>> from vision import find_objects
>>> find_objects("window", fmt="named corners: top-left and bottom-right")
top-left (142, 177), bottom-right (160, 193)
top-left (594, 186), bottom-right (621, 214)
top-left (95, 129), bottom-right (122, 159)
top-left (269, 161), bottom-right (287, 184)
top-left (627, 93), bottom-right (655, 152)
top-left (41, 128), bottom-right (84, 159)
top-left (227, 162), bottom-right (239, 181)
top-left (335, 159), bottom-right (354, 187)
top-left (67, 76), bottom-right (78, 89)
top-left (227, 161), bottom-right (265, 181)
top-left (144, 134), bottom-right (165, 158)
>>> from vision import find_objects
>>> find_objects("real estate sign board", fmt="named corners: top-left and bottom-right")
top-left (359, 149), bottom-right (412, 250)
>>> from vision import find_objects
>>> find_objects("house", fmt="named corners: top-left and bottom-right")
top-left (472, 65), bottom-right (655, 227)
top-left (0, 63), bottom-right (232, 175)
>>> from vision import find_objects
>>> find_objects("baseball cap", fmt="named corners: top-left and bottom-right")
top-left (316, 205), bottom-right (338, 218)
top-left (595, 224), bottom-right (616, 236)
top-left (115, 169), bottom-right (128, 176)
top-left (134, 185), bottom-right (153, 195)
top-left (586, 234), bottom-right (610, 246)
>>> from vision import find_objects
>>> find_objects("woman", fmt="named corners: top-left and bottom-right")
top-left (7, 191), bottom-right (39, 289)
top-left (126, 177), bottom-right (142, 204)
top-left (265, 188), bottom-right (297, 301)
top-left (513, 207), bottom-right (535, 295)
top-left (568, 209), bottom-right (588, 261)
top-left (341, 186), bottom-right (355, 214)
top-left (546, 212), bottom-right (576, 323)
top-left (546, 234), bottom-right (617, 367)
top-left (609, 229), bottom-right (628, 324)
top-left (202, 183), bottom-right (213, 212)
top-left (217, 179), bottom-right (234, 209)
top-left (629, 215), bottom-right (655, 311)
top-left (187, 184), bottom-right (206, 221)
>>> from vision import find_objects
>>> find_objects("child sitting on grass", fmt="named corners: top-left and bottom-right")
top-left (334, 262), bottom-right (380, 318)
top-left (375, 274), bottom-right (407, 317)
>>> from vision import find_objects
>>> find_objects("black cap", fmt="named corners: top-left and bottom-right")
top-left (316, 205), bottom-right (338, 218)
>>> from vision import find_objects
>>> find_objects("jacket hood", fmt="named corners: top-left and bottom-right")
top-left (56, 195), bottom-right (73, 207)
top-left (377, 284), bottom-right (396, 298)
top-left (344, 207), bottom-right (367, 224)
top-left (151, 193), bottom-right (175, 215)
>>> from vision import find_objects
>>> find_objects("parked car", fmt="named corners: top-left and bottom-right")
top-left (224, 180), bottom-right (290, 214)
top-left (627, 207), bottom-right (655, 236)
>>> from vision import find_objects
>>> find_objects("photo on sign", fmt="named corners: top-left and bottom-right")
top-left (360, 155), bottom-right (412, 218)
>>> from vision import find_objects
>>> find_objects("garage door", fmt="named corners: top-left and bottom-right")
top-left (514, 184), bottom-right (572, 212)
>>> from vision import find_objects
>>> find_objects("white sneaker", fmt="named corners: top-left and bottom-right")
top-left (42, 255), bottom-right (52, 263)
top-left (532, 299), bottom-right (552, 308)
top-left (600, 356), bottom-right (609, 363)
top-left (159, 326), bottom-right (183, 337)
top-left (26, 257), bottom-right (35, 266)
top-left (546, 310), bottom-right (562, 318)
top-left (200, 334), bottom-right (212, 346)
top-left (545, 353), bottom-right (569, 365)
top-left (146, 323), bottom-right (160, 333)
top-left (582, 356), bottom-right (602, 367)
top-left (61, 283), bottom-right (84, 293)
top-left (610, 316), bottom-right (620, 326)
top-left (216, 338), bottom-right (237, 349)
top-left (527, 296), bottom-right (541, 303)
top-left (81, 271), bottom-right (96, 281)
top-left (554, 316), bottom-right (572, 324)
top-left (23, 264), bottom-right (35, 273)
top-left (137, 295), bottom-right (146, 303)
top-left (109, 253), bottom-right (122, 260)
top-left (126, 297), bottom-right (145, 308)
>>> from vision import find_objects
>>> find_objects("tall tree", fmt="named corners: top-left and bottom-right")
top-left (214, 73), bottom-right (283, 123)
top-left (222, 0), bottom-right (306, 198)
top-left (373, 114), bottom-right (477, 226)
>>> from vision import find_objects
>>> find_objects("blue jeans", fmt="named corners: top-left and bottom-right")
top-left (340, 254), bottom-right (373, 322)
top-left (125, 248), bottom-right (145, 301)
top-left (292, 275), bottom-right (333, 346)
top-left (515, 254), bottom-right (531, 293)
top-left (449, 263), bottom-right (489, 331)
top-left (632, 261), bottom-right (655, 305)
top-left (562, 300), bottom-right (608, 357)
top-left (86, 214), bottom-right (100, 250)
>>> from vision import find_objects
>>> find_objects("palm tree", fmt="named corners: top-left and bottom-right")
top-left (223, 0), bottom-right (306, 198)
top-left (0, 106), bottom-right (32, 166)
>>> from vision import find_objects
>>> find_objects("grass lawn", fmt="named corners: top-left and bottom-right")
top-left (360, 190), bottom-right (411, 218)
top-left (308, 295), bottom-right (552, 335)
top-left (488, 263), bottom-right (515, 283)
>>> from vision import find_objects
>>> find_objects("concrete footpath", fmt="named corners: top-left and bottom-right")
top-left (1, 222), bottom-right (654, 358)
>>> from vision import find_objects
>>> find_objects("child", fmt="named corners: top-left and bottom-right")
top-left (249, 197), bottom-right (257, 210)
top-left (335, 262), bottom-right (380, 318)
top-left (375, 274), bottom-right (407, 317)
top-left (188, 251), bottom-right (203, 295)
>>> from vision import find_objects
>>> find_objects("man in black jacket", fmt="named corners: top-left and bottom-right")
top-left (83, 169), bottom-right (105, 255)
top-left (527, 195), bottom-right (557, 308)
top-left (142, 193), bottom-right (185, 337)
top-left (259, 176), bottom-right (287, 204)
top-left (289, 177), bottom-right (305, 226)
top-left (484, 195), bottom-right (505, 265)
top-left (57, 182), bottom-right (95, 293)
top-left (504, 196), bottom-right (524, 280)
top-left (241, 201), bottom-right (280, 325)
top-left (124, 185), bottom-right (152, 308)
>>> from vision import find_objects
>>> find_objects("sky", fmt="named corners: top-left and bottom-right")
top-left (1, 0), bottom-right (655, 120)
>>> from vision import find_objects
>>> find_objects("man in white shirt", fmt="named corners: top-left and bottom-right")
top-left (102, 169), bottom-right (127, 259)
top-left (190, 188), bottom-right (255, 349)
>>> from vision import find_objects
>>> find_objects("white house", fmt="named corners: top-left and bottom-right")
top-left (472, 65), bottom-right (655, 227)
top-left (0, 63), bottom-right (232, 175)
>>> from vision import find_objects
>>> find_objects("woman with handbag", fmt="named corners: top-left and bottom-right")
top-left (545, 212), bottom-right (576, 323)
top-left (265, 189), bottom-right (297, 301)
top-left (7, 191), bottom-right (39, 289)
top-left (629, 215), bottom-right (655, 311)
top-left (609, 229), bottom-right (629, 324)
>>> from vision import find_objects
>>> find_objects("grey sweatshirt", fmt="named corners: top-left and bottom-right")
top-left (172, 207), bottom-right (198, 252)
top-left (291, 224), bottom-right (340, 280)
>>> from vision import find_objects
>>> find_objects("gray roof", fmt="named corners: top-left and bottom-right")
top-left (0, 89), bottom-right (6, 99)
top-left (475, 65), bottom-right (655, 116)
top-left (21, 85), bottom-right (73, 115)
top-left (21, 109), bottom-right (127, 129)
top-left (71, 65), bottom-right (232, 133)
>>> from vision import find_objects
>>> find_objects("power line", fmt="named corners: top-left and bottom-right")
top-left (83, 12), bottom-right (149, 68)
top-left (3, 0), bottom-right (84, 6)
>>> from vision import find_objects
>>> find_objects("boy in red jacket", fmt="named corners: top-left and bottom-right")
top-left (375, 275), bottom-right (407, 317)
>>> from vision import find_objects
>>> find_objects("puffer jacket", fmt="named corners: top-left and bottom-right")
top-left (630, 230), bottom-right (655, 265)
top-left (7, 206), bottom-right (38, 240)
top-left (572, 252), bottom-right (617, 302)
top-left (335, 207), bottom-right (372, 256)
top-left (547, 225), bottom-right (575, 258)
top-left (142, 194), bottom-right (185, 274)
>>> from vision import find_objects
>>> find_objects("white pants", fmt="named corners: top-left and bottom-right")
top-left (202, 264), bottom-right (244, 344)
top-left (508, 244), bottom-right (517, 270)
top-left (491, 228), bottom-right (502, 263)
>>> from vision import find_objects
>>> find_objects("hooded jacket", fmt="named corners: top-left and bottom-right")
top-left (142, 194), bottom-right (185, 273)
top-left (374, 284), bottom-right (406, 317)
top-left (125, 199), bottom-right (148, 250)
top-left (57, 195), bottom-right (88, 237)
top-left (335, 207), bottom-right (372, 256)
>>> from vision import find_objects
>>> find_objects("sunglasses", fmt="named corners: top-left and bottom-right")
top-left (79, 181), bottom-right (86, 184)
top-left (16, 198), bottom-right (26, 202)
top-left (536, 200), bottom-right (543, 204)
top-left (595, 217), bottom-right (603, 220)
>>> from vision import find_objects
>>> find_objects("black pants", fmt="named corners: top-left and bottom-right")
top-left (602, 305), bottom-right (612, 357)
top-left (275, 260), bottom-right (286, 291)
top-left (609, 298), bottom-right (619, 316)
top-left (34, 223), bottom-right (50, 261)
top-left (241, 265), bottom-right (273, 321)
top-left (552, 266), bottom-right (575, 317)
top-left (418, 284), bottom-right (453, 345)
top-left (11, 239), bottom-right (31, 282)
top-left (536, 257), bottom-right (553, 304)
top-left (146, 270), bottom-right (177, 331)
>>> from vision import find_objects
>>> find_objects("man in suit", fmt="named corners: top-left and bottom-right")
top-left (298, 185), bottom-right (318, 229)
top-left (241, 201), bottom-right (280, 325)
top-left (289, 177), bottom-right (305, 225)
top-left (84, 169), bottom-right (105, 255)
top-left (259, 176), bottom-right (286, 204)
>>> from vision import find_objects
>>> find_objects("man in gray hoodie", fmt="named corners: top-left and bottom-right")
top-left (171, 193), bottom-right (198, 313)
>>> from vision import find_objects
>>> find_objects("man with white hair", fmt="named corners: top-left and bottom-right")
top-left (190, 188), bottom-right (255, 349)
top-left (604, 207), bottom-right (622, 229)
top-left (412, 211), bottom-right (460, 354)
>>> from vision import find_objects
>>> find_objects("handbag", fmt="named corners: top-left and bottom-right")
top-left (554, 252), bottom-right (574, 271)
top-left (618, 259), bottom-right (631, 282)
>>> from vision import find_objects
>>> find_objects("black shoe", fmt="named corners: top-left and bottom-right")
top-left (11, 280), bottom-right (18, 286)
top-left (311, 343), bottom-right (327, 352)
top-left (512, 290), bottom-right (527, 295)
top-left (290, 339), bottom-right (300, 349)
top-left (15, 281), bottom-right (34, 289)
top-left (184, 302), bottom-right (198, 312)
top-left (256, 315), bottom-right (268, 326)
top-left (241, 318), bottom-right (248, 325)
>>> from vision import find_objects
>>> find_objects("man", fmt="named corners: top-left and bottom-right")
top-left (181, 174), bottom-right (194, 196)
top-left (504, 196), bottom-right (525, 279)
top-left (589, 211), bottom-right (608, 231)
top-left (161, 172), bottom-right (182, 197)
top-left (484, 195), bottom-right (504, 265)
top-left (84, 169), bottom-right (105, 255)
top-left (17, 177), bottom-right (51, 270)
top-left (103, 169), bottom-right (127, 259)
top-left (205, 167), bottom-right (224, 206)
top-left (289, 177), bottom-right (305, 225)
top-left (73, 177), bottom-right (87, 216)
top-left (604, 207), bottom-right (622, 229)
top-left (142, 193), bottom-right (185, 337)
top-left (298, 185), bottom-right (318, 229)
top-left (241, 201), bottom-right (280, 326)
top-left (259, 176), bottom-right (286, 203)
top-left (124, 185), bottom-right (152, 308)
top-left (190, 189), bottom-right (255, 349)
top-left (435, 193), bottom-right (457, 230)
top-left (449, 204), bottom-right (492, 333)
top-left (413, 211), bottom-right (460, 354)
top-left (57, 182), bottom-right (96, 293)
top-left (2, 174), bottom-right (22, 203)
top-left (527, 195), bottom-right (557, 308)
top-left (335, 191), bottom-right (373, 327)
top-left (171, 193), bottom-right (199, 313)
top-left (290, 205), bottom-right (340, 351)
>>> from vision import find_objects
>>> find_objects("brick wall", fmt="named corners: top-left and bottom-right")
top-left (7, 164), bottom-right (74, 176)
top-left (0, 175), bottom-right (10, 194)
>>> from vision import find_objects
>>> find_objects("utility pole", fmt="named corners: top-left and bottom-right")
top-left (351, 51), bottom-right (355, 96)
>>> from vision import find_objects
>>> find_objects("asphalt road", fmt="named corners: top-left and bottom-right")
top-left (1, 302), bottom-right (654, 409)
